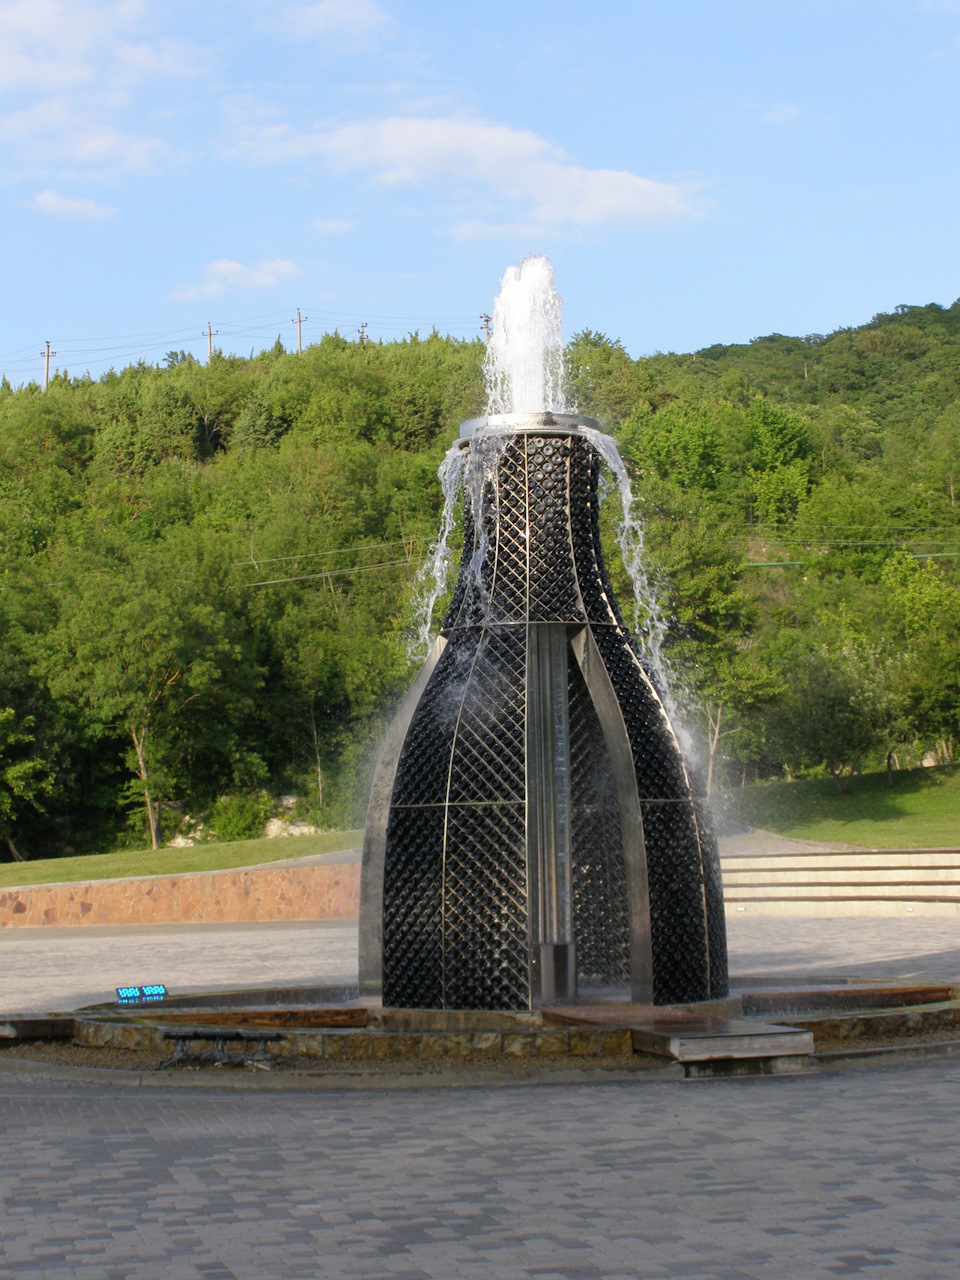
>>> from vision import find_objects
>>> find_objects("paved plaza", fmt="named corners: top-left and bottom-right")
top-left (2, 914), bottom-right (960, 1277)
top-left (0, 921), bottom-right (359, 1013)
top-left (2, 916), bottom-right (960, 1013)
top-left (2, 1058), bottom-right (960, 1278)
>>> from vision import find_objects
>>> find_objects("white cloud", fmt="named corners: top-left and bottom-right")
top-left (0, 1), bottom-right (199, 93)
top-left (313, 217), bottom-right (355, 233)
top-left (0, 0), bottom-right (117, 92)
top-left (760, 103), bottom-right (799, 125)
top-left (0, 0), bottom-right (202, 175)
top-left (263, 0), bottom-right (391, 42)
top-left (235, 115), bottom-right (696, 229)
top-left (173, 258), bottom-right (300, 302)
top-left (0, 96), bottom-right (165, 169)
top-left (31, 188), bottom-right (115, 218)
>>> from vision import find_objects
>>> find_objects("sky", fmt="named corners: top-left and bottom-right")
top-left (2, 0), bottom-right (960, 384)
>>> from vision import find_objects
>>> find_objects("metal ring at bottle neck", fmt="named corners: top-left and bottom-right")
top-left (458, 412), bottom-right (600, 439)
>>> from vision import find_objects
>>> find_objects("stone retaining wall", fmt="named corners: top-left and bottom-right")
top-left (0, 861), bottom-right (361, 929)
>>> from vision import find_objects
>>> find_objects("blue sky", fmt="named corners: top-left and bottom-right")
top-left (2, 0), bottom-right (960, 383)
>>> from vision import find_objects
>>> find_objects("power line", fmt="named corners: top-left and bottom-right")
top-left (234, 538), bottom-right (430, 567)
top-left (2, 303), bottom-right (486, 383)
top-left (752, 523), bottom-right (960, 531)
top-left (245, 558), bottom-right (422, 587)
top-left (757, 538), bottom-right (960, 548)
top-left (744, 551), bottom-right (959, 567)
top-left (6, 306), bottom-right (478, 356)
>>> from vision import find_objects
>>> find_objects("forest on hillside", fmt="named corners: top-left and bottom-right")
top-left (1, 301), bottom-right (958, 858)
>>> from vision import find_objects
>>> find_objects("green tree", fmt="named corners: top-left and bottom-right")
top-left (744, 396), bottom-right (813, 522)
top-left (696, 653), bottom-right (782, 795)
top-left (42, 534), bottom-right (261, 848)
top-left (921, 402), bottom-right (960, 510)
top-left (767, 646), bottom-right (900, 791)
top-left (566, 330), bottom-right (645, 425)
top-left (881, 552), bottom-right (960, 759)
top-left (0, 709), bottom-right (52, 859)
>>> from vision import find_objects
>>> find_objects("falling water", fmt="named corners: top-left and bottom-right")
top-left (408, 253), bottom-right (567, 659)
top-left (406, 428), bottom-right (515, 660)
top-left (408, 257), bottom-right (677, 715)
top-left (406, 441), bottom-right (465, 662)
top-left (580, 427), bottom-right (674, 701)
top-left (484, 254), bottom-right (565, 414)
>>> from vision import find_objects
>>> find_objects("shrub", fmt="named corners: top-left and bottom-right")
top-left (208, 791), bottom-right (274, 842)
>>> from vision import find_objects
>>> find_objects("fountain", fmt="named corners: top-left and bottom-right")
top-left (38, 261), bottom-right (878, 1084)
top-left (361, 255), bottom-right (728, 1010)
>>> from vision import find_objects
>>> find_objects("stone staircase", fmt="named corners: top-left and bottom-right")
top-left (721, 848), bottom-right (960, 917)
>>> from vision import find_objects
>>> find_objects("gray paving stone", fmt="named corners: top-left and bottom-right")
top-left (3, 1061), bottom-right (960, 1278)
top-left (0, 920), bottom-right (358, 1012)
top-left (3, 914), bottom-right (960, 1015)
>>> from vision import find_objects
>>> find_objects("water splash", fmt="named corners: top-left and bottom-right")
top-left (410, 255), bottom-right (679, 715)
top-left (580, 427), bottom-right (674, 702)
top-left (407, 428), bottom-right (514, 660)
top-left (459, 426), bottom-right (510, 605)
top-left (408, 251), bottom-right (568, 660)
top-left (484, 255), bottom-right (565, 414)
top-left (406, 441), bottom-right (465, 662)
top-left (409, 421), bottom-right (676, 699)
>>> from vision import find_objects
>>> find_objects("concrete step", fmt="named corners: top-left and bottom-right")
top-left (727, 883), bottom-right (960, 899)
top-left (723, 867), bottom-right (960, 885)
top-left (721, 850), bottom-right (960, 871)
top-left (543, 1004), bottom-right (814, 1063)
top-left (727, 898), bottom-right (960, 918)
top-left (719, 847), bottom-right (960, 914)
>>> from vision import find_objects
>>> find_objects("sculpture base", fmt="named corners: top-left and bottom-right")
top-left (531, 942), bottom-right (578, 1005)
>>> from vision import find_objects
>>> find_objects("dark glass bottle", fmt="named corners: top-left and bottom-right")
top-left (361, 415), bottom-right (727, 1009)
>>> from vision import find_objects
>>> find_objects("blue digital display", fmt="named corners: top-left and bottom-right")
top-left (116, 984), bottom-right (167, 1006)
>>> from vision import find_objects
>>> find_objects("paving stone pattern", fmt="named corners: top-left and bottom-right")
top-left (0, 921), bottom-right (359, 1013)
top-left (3, 1061), bottom-right (960, 1278)
top-left (5, 916), bottom-right (960, 1015)
top-left (725, 916), bottom-right (960, 984)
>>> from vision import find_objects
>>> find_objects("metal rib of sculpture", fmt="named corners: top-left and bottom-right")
top-left (361, 412), bottom-right (728, 1010)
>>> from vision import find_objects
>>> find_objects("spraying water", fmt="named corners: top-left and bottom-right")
top-left (580, 427), bottom-right (673, 700)
top-left (408, 256), bottom-right (676, 718)
top-left (484, 254), bottom-right (565, 414)
top-left (406, 441), bottom-right (466, 662)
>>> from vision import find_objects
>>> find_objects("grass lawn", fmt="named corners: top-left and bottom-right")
top-left (0, 829), bottom-right (363, 890)
top-left (716, 764), bottom-right (960, 848)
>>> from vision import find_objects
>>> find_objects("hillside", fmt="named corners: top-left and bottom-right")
top-left (0, 304), bottom-right (957, 859)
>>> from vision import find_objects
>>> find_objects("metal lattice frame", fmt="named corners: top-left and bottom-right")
top-left (361, 421), bottom-right (728, 1009)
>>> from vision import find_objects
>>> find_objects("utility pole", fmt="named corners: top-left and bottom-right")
top-left (40, 340), bottom-right (57, 392)
top-left (358, 322), bottom-right (367, 348)
top-left (480, 313), bottom-right (492, 343)
top-left (292, 308), bottom-right (308, 355)
top-left (205, 322), bottom-right (218, 360)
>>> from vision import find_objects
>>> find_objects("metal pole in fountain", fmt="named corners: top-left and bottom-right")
top-left (361, 256), bottom-right (728, 1011)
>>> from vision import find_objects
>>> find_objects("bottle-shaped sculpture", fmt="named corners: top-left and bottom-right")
top-left (361, 412), bottom-right (728, 1010)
